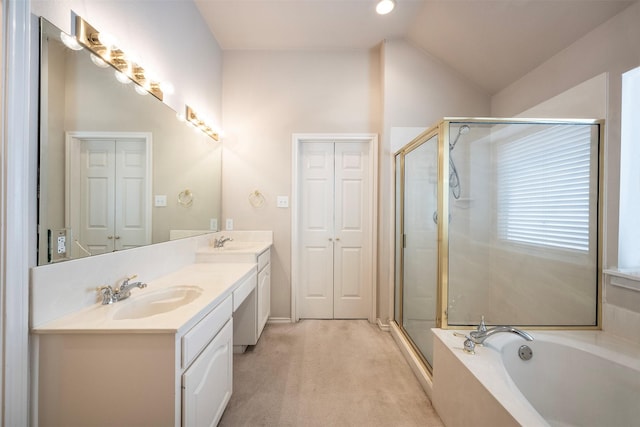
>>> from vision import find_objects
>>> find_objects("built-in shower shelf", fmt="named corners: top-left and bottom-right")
top-left (605, 269), bottom-right (640, 292)
top-left (453, 198), bottom-right (474, 209)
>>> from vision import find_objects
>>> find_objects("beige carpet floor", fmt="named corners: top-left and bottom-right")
top-left (219, 319), bottom-right (444, 427)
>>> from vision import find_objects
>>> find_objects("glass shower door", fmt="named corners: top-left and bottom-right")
top-left (400, 134), bottom-right (439, 368)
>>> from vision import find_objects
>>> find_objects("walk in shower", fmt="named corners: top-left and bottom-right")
top-left (394, 118), bottom-right (602, 371)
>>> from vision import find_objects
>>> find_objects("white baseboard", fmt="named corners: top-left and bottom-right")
top-left (266, 317), bottom-right (292, 324)
top-left (377, 318), bottom-right (390, 331)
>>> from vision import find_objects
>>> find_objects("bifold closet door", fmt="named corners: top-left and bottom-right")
top-left (79, 138), bottom-right (148, 255)
top-left (299, 141), bottom-right (371, 319)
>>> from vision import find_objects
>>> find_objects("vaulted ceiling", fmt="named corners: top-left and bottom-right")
top-left (194, 0), bottom-right (634, 94)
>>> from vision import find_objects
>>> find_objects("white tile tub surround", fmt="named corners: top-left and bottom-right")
top-left (603, 269), bottom-right (640, 346)
top-left (432, 328), bottom-right (640, 427)
top-left (603, 304), bottom-right (640, 345)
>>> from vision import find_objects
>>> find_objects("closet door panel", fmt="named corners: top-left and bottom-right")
top-left (334, 142), bottom-right (371, 319)
top-left (299, 142), bottom-right (335, 319)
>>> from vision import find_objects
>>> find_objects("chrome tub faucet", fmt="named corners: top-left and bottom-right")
top-left (98, 275), bottom-right (147, 305)
top-left (463, 316), bottom-right (533, 353)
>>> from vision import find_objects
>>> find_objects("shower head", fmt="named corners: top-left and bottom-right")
top-left (450, 124), bottom-right (470, 151)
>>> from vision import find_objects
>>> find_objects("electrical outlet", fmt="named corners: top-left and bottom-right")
top-left (210, 218), bottom-right (218, 231)
top-left (277, 196), bottom-right (289, 208)
top-left (154, 195), bottom-right (167, 207)
top-left (225, 218), bottom-right (233, 231)
top-left (57, 235), bottom-right (66, 254)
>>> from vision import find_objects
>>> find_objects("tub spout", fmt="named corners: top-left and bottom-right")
top-left (469, 326), bottom-right (534, 345)
top-left (464, 326), bottom-right (533, 353)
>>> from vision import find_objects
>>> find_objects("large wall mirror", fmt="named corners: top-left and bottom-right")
top-left (38, 18), bottom-right (222, 265)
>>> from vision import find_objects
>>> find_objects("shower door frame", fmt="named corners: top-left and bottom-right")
top-left (393, 122), bottom-right (448, 373)
top-left (436, 117), bottom-right (604, 330)
top-left (393, 117), bottom-right (605, 375)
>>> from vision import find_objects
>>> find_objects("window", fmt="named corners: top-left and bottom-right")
top-left (618, 66), bottom-right (640, 270)
top-left (497, 125), bottom-right (594, 252)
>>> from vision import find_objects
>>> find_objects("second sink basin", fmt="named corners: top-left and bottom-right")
top-left (113, 285), bottom-right (203, 320)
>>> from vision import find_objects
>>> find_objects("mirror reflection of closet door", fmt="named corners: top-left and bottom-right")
top-left (67, 132), bottom-right (151, 257)
top-left (401, 134), bottom-right (438, 367)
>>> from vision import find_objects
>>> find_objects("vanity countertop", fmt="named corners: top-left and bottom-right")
top-left (31, 262), bottom-right (256, 335)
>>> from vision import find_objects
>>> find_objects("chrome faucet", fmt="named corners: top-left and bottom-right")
top-left (463, 319), bottom-right (533, 353)
top-left (213, 235), bottom-right (233, 248)
top-left (98, 275), bottom-right (147, 305)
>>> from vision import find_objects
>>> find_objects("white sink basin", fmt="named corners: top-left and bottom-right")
top-left (113, 286), bottom-right (203, 320)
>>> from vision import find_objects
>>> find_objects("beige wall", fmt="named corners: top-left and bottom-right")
top-left (31, 0), bottom-right (223, 126)
top-left (380, 40), bottom-right (490, 322)
top-left (491, 2), bottom-right (640, 332)
top-left (222, 49), bottom-right (382, 319)
top-left (222, 42), bottom-right (491, 321)
top-left (491, 1), bottom-right (640, 272)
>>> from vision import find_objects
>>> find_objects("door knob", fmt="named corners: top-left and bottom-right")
top-left (107, 236), bottom-right (113, 240)
top-left (115, 236), bottom-right (121, 240)
top-left (329, 238), bottom-right (333, 242)
top-left (335, 237), bottom-right (340, 241)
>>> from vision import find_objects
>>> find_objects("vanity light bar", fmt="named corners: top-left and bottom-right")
top-left (75, 16), bottom-right (164, 101)
top-left (186, 106), bottom-right (220, 141)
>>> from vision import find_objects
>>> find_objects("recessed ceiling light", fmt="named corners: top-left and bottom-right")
top-left (376, 0), bottom-right (396, 15)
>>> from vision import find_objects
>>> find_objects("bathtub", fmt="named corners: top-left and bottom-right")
top-left (432, 329), bottom-right (640, 427)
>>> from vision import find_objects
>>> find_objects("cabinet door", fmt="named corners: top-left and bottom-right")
top-left (257, 264), bottom-right (271, 336)
top-left (183, 319), bottom-right (233, 427)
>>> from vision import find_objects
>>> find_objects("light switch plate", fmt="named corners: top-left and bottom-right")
top-left (277, 196), bottom-right (289, 208)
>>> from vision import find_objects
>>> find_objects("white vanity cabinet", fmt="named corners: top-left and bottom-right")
top-left (257, 249), bottom-right (271, 335)
top-left (182, 318), bottom-right (233, 426)
top-left (34, 263), bottom-right (256, 427)
top-left (196, 244), bottom-right (271, 350)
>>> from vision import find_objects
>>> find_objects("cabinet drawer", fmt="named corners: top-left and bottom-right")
top-left (258, 249), bottom-right (270, 271)
top-left (182, 295), bottom-right (232, 369)
top-left (233, 270), bottom-right (257, 311)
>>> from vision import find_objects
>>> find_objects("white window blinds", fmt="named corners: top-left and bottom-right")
top-left (497, 125), bottom-right (593, 252)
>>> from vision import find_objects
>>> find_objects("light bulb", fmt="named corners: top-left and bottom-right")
top-left (98, 32), bottom-right (118, 49)
top-left (134, 85), bottom-right (148, 96)
top-left (90, 54), bottom-right (109, 68)
top-left (60, 32), bottom-right (83, 51)
top-left (160, 81), bottom-right (175, 95)
top-left (376, 0), bottom-right (395, 15)
top-left (114, 70), bottom-right (131, 84)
